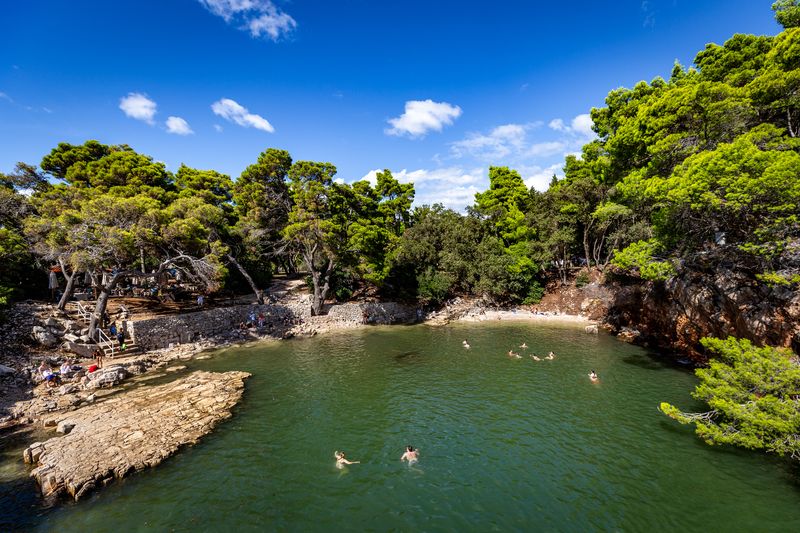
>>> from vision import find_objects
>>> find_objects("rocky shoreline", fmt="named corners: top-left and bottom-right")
top-left (24, 370), bottom-right (249, 501)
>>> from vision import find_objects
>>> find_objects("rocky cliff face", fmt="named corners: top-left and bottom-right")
top-left (604, 258), bottom-right (800, 362)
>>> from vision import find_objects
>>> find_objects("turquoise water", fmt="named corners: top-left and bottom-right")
top-left (5, 323), bottom-right (800, 531)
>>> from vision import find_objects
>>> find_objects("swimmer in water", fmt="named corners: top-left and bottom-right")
top-left (531, 354), bottom-right (541, 361)
top-left (589, 370), bottom-right (599, 382)
top-left (508, 350), bottom-right (521, 358)
top-left (519, 342), bottom-right (528, 349)
top-left (334, 450), bottom-right (360, 468)
top-left (546, 351), bottom-right (555, 360)
top-left (463, 340), bottom-right (471, 349)
top-left (401, 445), bottom-right (419, 464)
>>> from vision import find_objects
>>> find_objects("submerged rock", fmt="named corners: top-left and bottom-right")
top-left (24, 370), bottom-right (250, 501)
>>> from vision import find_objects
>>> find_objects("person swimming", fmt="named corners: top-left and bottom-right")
top-left (508, 350), bottom-right (521, 358)
top-left (546, 351), bottom-right (555, 360)
top-left (334, 450), bottom-right (360, 468)
top-left (401, 445), bottom-right (419, 464)
top-left (589, 370), bottom-right (599, 382)
top-left (519, 342), bottom-right (528, 349)
top-left (462, 340), bottom-right (471, 349)
top-left (531, 354), bottom-right (541, 361)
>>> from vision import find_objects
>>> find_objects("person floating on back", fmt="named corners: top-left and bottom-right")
top-left (401, 445), bottom-right (419, 464)
top-left (519, 342), bottom-right (528, 349)
top-left (531, 354), bottom-right (541, 361)
top-left (335, 450), bottom-right (360, 469)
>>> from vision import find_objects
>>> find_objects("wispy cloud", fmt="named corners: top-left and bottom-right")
top-left (385, 99), bottom-right (462, 138)
top-left (547, 113), bottom-right (594, 138)
top-left (214, 124), bottom-right (224, 132)
top-left (641, 0), bottom-right (656, 28)
top-left (451, 123), bottom-right (534, 161)
top-left (198, 0), bottom-right (296, 40)
top-left (119, 92), bottom-right (157, 125)
top-left (211, 97), bottom-right (274, 132)
top-left (166, 116), bottom-right (194, 135)
top-left (0, 91), bottom-right (13, 103)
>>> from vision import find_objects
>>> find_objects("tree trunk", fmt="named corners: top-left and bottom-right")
top-left (583, 225), bottom-right (592, 270)
top-left (88, 271), bottom-right (123, 340)
top-left (56, 257), bottom-right (78, 311)
top-left (309, 257), bottom-right (335, 316)
top-left (227, 254), bottom-right (263, 304)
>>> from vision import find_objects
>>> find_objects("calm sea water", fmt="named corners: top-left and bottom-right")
top-left (4, 323), bottom-right (800, 532)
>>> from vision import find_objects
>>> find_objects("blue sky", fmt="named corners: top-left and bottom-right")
top-left (0, 1), bottom-right (781, 209)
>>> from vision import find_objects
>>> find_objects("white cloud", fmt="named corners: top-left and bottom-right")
top-left (211, 98), bottom-right (274, 132)
top-left (519, 163), bottom-right (565, 192)
top-left (165, 116), bottom-right (194, 135)
top-left (547, 113), bottom-right (595, 138)
top-left (362, 166), bottom-right (483, 211)
top-left (213, 124), bottom-right (223, 132)
top-left (526, 141), bottom-right (566, 158)
top-left (451, 123), bottom-right (531, 160)
top-left (119, 92), bottom-right (157, 125)
top-left (198, 0), bottom-right (296, 40)
top-left (0, 91), bottom-right (12, 103)
top-left (385, 99), bottom-right (462, 138)
top-left (548, 118), bottom-right (566, 132)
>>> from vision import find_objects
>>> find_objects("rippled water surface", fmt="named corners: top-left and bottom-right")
top-left (7, 322), bottom-right (800, 531)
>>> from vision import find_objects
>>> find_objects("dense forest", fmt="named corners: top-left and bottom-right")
top-left (1, 1), bottom-right (799, 459)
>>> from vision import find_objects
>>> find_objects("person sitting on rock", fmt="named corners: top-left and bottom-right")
top-left (60, 360), bottom-right (72, 377)
top-left (39, 363), bottom-right (59, 388)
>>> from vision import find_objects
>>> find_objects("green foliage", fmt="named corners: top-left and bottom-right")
top-left (611, 239), bottom-right (676, 281)
top-left (661, 337), bottom-right (800, 459)
top-left (416, 268), bottom-right (454, 305)
top-left (756, 271), bottom-right (800, 286)
top-left (773, 0), bottom-right (800, 28)
top-left (575, 271), bottom-right (590, 288)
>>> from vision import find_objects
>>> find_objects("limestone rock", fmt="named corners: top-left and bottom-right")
top-left (56, 421), bottom-right (75, 434)
top-left (24, 370), bottom-right (250, 501)
top-left (34, 330), bottom-right (58, 347)
top-left (84, 366), bottom-right (128, 389)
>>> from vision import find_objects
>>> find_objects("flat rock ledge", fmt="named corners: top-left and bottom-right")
top-left (23, 370), bottom-right (250, 501)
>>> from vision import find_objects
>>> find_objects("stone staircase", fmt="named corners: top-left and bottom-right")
top-left (64, 301), bottom-right (142, 358)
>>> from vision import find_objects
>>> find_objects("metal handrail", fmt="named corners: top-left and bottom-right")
top-left (76, 301), bottom-right (116, 356)
top-left (75, 301), bottom-right (93, 322)
top-left (95, 327), bottom-right (116, 357)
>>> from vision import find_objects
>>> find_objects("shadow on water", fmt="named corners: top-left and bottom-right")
top-left (0, 427), bottom-right (47, 532)
top-left (392, 350), bottom-right (421, 363)
top-left (621, 349), bottom-right (696, 372)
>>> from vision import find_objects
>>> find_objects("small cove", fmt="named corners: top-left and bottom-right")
top-left (5, 322), bottom-right (800, 532)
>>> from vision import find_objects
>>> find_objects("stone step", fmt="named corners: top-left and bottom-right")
top-left (98, 340), bottom-right (142, 357)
